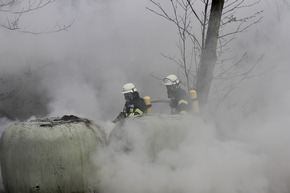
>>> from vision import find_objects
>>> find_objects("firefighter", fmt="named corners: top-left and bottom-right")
top-left (113, 83), bottom-right (147, 123)
top-left (163, 74), bottom-right (190, 115)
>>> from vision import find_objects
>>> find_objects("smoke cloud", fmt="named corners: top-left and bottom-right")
top-left (1, 0), bottom-right (290, 192)
top-left (0, 0), bottom-right (177, 123)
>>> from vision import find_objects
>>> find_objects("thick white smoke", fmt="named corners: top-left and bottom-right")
top-left (0, 0), bottom-right (177, 123)
top-left (1, 0), bottom-right (290, 192)
top-left (92, 1), bottom-right (290, 193)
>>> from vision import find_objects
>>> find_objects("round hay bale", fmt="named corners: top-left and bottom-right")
top-left (108, 113), bottom-right (204, 159)
top-left (0, 115), bottom-right (106, 193)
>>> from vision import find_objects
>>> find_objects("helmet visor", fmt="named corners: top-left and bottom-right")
top-left (163, 78), bottom-right (174, 85)
top-left (124, 93), bottom-right (133, 101)
top-left (166, 85), bottom-right (175, 98)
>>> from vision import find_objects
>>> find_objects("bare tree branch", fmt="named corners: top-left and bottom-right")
top-left (148, 0), bottom-right (263, 109)
top-left (147, 0), bottom-right (202, 49)
top-left (219, 16), bottom-right (262, 38)
top-left (186, 0), bottom-right (203, 25)
top-left (215, 52), bottom-right (247, 79)
top-left (0, 0), bottom-right (73, 33)
top-left (213, 54), bottom-right (264, 111)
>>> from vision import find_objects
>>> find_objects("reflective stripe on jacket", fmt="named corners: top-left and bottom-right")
top-left (169, 88), bottom-right (190, 114)
top-left (124, 94), bottom-right (147, 117)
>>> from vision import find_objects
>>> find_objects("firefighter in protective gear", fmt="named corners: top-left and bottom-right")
top-left (163, 74), bottom-right (190, 115)
top-left (113, 83), bottom-right (147, 123)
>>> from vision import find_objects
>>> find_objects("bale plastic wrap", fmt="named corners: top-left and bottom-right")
top-left (0, 115), bottom-right (106, 193)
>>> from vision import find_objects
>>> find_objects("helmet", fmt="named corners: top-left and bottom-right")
top-left (163, 74), bottom-right (180, 85)
top-left (122, 83), bottom-right (137, 94)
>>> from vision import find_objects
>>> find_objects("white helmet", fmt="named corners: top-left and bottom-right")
top-left (122, 83), bottom-right (137, 94)
top-left (163, 74), bottom-right (180, 85)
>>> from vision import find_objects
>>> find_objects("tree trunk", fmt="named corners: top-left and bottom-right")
top-left (196, 0), bottom-right (224, 108)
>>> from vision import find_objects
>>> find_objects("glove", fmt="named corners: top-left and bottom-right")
top-left (112, 112), bottom-right (127, 123)
top-left (124, 102), bottom-right (134, 113)
top-left (118, 112), bottom-right (126, 120)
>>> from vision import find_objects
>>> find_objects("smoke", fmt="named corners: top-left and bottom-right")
top-left (92, 1), bottom-right (290, 193)
top-left (0, 1), bottom-right (176, 190)
top-left (94, 110), bottom-right (290, 193)
top-left (1, 0), bottom-right (290, 192)
top-left (0, 0), bottom-right (177, 122)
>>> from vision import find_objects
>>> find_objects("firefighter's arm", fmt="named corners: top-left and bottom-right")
top-left (112, 112), bottom-right (127, 123)
top-left (178, 99), bottom-right (189, 114)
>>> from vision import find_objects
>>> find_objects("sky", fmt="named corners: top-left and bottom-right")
top-left (1, 0), bottom-right (290, 192)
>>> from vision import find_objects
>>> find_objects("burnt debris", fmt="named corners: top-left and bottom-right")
top-left (30, 115), bottom-right (92, 127)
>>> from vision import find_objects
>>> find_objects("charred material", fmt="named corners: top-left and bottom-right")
top-left (30, 115), bottom-right (92, 127)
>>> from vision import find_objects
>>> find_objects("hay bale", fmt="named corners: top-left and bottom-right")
top-left (0, 115), bottom-right (106, 193)
top-left (108, 113), bottom-right (203, 159)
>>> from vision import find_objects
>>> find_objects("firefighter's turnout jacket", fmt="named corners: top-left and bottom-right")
top-left (169, 87), bottom-right (190, 114)
top-left (113, 92), bottom-right (147, 123)
top-left (123, 92), bottom-right (147, 117)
